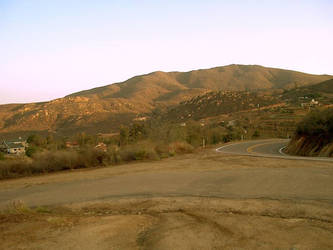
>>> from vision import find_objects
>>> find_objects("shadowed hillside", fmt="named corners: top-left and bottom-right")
top-left (160, 91), bottom-right (279, 122)
top-left (282, 78), bottom-right (333, 105)
top-left (286, 108), bottom-right (333, 157)
top-left (0, 64), bottom-right (331, 136)
top-left (306, 78), bottom-right (333, 93)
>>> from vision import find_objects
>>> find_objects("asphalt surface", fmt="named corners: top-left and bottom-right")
top-left (216, 139), bottom-right (333, 162)
top-left (1, 165), bottom-right (333, 208)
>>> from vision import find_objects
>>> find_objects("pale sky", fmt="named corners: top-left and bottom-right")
top-left (1, 0), bottom-right (332, 104)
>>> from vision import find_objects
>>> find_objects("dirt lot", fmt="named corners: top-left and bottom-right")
top-left (1, 148), bottom-right (333, 249)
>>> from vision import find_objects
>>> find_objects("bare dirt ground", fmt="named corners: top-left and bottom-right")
top-left (1, 147), bottom-right (333, 249)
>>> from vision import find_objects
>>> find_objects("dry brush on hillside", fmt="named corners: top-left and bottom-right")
top-left (286, 108), bottom-right (333, 157)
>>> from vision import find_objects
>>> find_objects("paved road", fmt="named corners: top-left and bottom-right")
top-left (216, 139), bottom-right (333, 162)
top-left (0, 141), bottom-right (333, 209)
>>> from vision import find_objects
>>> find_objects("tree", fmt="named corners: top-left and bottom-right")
top-left (0, 152), bottom-right (5, 161)
top-left (185, 122), bottom-right (202, 147)
top-left (295, 108), bottom-right (333, 143)
top-left (75, 132), bottom-right (95, 146)
top-left (129, 123), bottom-right (146, 142)
top-left (46, 135), bottom-right (54, 144)
top-left (119, 125), bottom-right (130, 145)
top-left (222, 133), bottom-right (233, 143)
top-left (208, 128), bottom-right (223, 144)
top-left (26, 146), bottom-right (38, 157)
top-left (27, 134), bottom-right (47, 147)
top-left (252, 130), bottom-right (260, 138)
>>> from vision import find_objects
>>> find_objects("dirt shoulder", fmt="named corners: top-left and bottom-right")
top-left (1, 197), bottom-right (333, 250)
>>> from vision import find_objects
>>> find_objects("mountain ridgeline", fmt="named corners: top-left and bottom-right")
top-left (0, 64), bottom-right (331, 136)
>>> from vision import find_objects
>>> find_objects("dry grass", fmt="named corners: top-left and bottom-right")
top-left (0, 141), bottom-right (194, 180)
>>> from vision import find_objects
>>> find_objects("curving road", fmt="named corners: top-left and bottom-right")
top-left (0, 138), bottom-right (332, 209)
top-left (216, 139), bottom-right (333, 162)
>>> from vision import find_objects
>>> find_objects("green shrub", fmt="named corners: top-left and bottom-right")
top-left (33, 150), bottom-right (79, 172)
top-left (27, 134), bottom-right (47, 147)
top-left (155, 144), bottom-right (171, 158)
top-left (0, 133), bottom-right (200, 180)
top-left (168, 141), bottom-right (194, 155)
top-left (287, 108), bottom-right (333, 156)
top-left (0, 160), bottom-right (32, 179)
top-left (119, 144), bottom-right (159, 162)
top-left (0, 152), bottom-right (5, 161)
top-left (77, 147), bottom-right (110, 167)
top-left (26, 146), bottom-right (38, 157)
top-left (107, 146), bottom-right (122, 164)
top-left (207, 127), bottom-right (225, 144)
top-left (222, 133), bottom-right (232, 143)
top-left (252, 130), bottom-right (260, 138)
top-left (296, 108), bottom-right (333, 140)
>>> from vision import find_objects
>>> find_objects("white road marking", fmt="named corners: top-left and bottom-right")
top-left (279, 146), bottom-right (287, 156)
top-left (215, 141), bottom-right (246, 152)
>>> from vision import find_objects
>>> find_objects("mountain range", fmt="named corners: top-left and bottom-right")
top-left (0, 64), bottom-right (331, 137)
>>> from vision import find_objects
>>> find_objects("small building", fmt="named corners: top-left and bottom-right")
top-left (1, 140), bottom-right (26, 154)
top-left (301, 99), bottom-right (319, 108)
top-left (6, 142), bottom-right (25, 154)
top-left (310, 99), bottom-right (319, 105)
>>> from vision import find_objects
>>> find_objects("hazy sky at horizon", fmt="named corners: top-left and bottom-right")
top-left (1, 0), bottom-right (332, 104)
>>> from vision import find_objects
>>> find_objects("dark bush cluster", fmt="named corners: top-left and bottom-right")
top-left (287, 108), bottom-right (333, 157)
top-left (296, 108), bottom-right (333, 141)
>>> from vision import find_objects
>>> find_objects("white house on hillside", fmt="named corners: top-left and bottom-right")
top-left (1, 138), bottom-right (27, 154)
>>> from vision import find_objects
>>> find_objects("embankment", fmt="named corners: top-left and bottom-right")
top-left (286, 108), bottom-right (333, 157)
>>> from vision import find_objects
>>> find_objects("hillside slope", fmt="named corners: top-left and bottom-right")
top-left (0, 65), bottom-right (331, 136)
top-left (160, 91), bottom-right (279, 122)
top-left (306, 78), bottom-right (333, 93)
top-left (282, 78), bottom-right (333, 104)
top-left (286, 108), bottom-right (333, 157)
